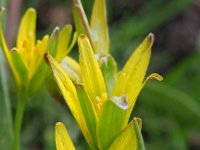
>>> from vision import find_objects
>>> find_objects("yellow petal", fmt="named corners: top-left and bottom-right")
top-left (109, 118), bottom-right (145, 150)
top-left (108, 120), bottom-right (137, 150)
top-left (124, 73), bottom-right (163, 126)
top-left (113, 33), bottom-right (154, 105)
top-left (55, 122), bottom-right (76, 150)
top-left (60, 56), bottom-right (81, 83)
top-left (45, 53), bottom-right (95, 149)
top-left (17, 8), bottom-right (36, 51)
top-left (90, 0), bottom-right (109, 53)
top-left (0, 8), bottom-right (20, 84)
top-left (78, 35), bottom-right (107, 111)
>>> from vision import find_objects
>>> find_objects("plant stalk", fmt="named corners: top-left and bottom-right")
top-left (13, 94), bottom-right (27, 150)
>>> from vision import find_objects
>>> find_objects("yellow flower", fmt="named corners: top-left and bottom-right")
top-left (46, 34), bottom-right (163, 149)
top-left (0, 8), bottom-right (76, 95)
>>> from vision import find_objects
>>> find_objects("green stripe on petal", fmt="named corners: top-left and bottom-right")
top-left (55, 122), bottom-right (76, 150)
top-left (78, 35), bottom-right (107, 111)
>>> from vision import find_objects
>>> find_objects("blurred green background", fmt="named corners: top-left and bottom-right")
top-left (0, 0), bottom-right (200, 149)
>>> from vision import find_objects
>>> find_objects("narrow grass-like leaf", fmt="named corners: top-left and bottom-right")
top-left (76, 84), bottom-right (98, 148)
top-left (90, 0), bottom-right (109, 53)
top-left (0, 49), bottom-right (13, 150)
top-left (55, 122), bottom-right (76, 150)
top-left (78, 35), bottom-right (107, 110)
top-left (97, 100), bottom-right (128, 150)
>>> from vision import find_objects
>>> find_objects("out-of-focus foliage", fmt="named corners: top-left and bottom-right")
top-left (0, 0), bottom-right (200, 149)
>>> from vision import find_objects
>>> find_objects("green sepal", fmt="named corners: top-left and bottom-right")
top-left (47, 27), bottom-right (59, 57)
top-left (97, 100), bottom-right (128, 150)
top-left (55, 25), bottom-right (72, 61)
top-left (98, 54), bottom-right (117, 96)
top-left (28, 57), bottom-right (50, 95)
top-left (10, 48), bottom-right (28, 90)
top-left (72, 0), bottom-right (90, 36)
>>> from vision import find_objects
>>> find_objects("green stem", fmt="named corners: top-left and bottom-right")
top-left (13, 95), bottom-right (27, 150)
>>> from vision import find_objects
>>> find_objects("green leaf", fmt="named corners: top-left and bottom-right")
top-left (108, 118), bottom-right (145, 150)
top-left (75, 84), bottom-right (98, 149)
top-left (97, 100), bottom-right (128, 150)
top-left (98, 54), bottom-right (117, 96)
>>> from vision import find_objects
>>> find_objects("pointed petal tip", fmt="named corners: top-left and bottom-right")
top-left (148, 73), bottom-right (163, 81)
top-left (27, 8), bottom-right (36, 13)
top-left (134, 117), bottom-right (142, 129)
top-left (78, 34), bottom-right (89, 46)
top-left (147, 33), bottom-right (155, 43)
top-left (10, 47), bottom-right (18, 52)
top-left (56, 122), bottom-right (63, 127)
top-left (50, 26), bottom-right (60, 38)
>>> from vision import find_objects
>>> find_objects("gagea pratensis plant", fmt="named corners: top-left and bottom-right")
top-left (45, 1), bottom-right (163, 149)
top-left (0, 7), bottom-right (76, 150)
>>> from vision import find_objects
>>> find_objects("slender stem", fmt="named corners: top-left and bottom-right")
top-left (13, 94), bottom-right (27, 150)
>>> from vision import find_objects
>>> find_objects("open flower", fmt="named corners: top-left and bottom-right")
top-left (46, 34), bottom-right (163, 149)
top-left (0, 8), bottom-right (76, 95)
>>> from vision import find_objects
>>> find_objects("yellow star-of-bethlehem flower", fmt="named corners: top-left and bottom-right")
top-left (46, 34), bottom-right (163, 150)
top-left (0, 8), bottom-right (76, 95)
